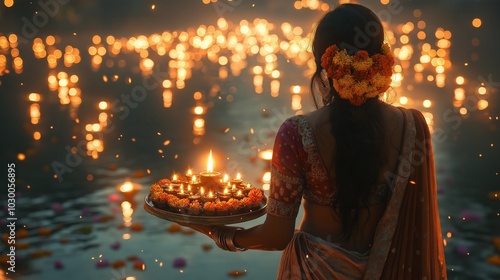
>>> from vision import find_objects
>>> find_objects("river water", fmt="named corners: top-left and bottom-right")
top-left (1, 1), bottom-right (499, 279)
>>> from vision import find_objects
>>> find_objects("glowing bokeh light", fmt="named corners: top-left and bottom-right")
top-left (98, 101), bottom-right (108, 110)
top-left (472, 18), bottom-right (482, 28)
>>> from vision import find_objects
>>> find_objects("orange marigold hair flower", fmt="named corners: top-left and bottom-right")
top-left (320, 43), bottom-right (394, 106)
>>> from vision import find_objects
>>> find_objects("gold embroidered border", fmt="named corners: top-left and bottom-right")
top-left (267, 197), bottom-right (300, 219)
top-left (363, 107), bottom-right (416, 280)
top-left (271, 165), bottom-right (304, 185)
top-left (290, 116), bottom-right (329, 183)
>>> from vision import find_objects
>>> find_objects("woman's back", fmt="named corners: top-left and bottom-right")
top-left (299, 102), bottom-right (406, 253)
top-left (188, 4), bottom-right (447, 279)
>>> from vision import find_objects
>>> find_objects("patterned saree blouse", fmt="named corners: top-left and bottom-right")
top-left (267, 115), bottom-right (388, 219)
top-left (273, 109), bottom-right (448, 279)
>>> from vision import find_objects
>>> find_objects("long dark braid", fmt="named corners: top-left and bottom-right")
top-left (310, 4), bottom-right (388, 238)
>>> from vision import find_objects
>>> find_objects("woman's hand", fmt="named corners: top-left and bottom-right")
top-left (176, 214), bottom-right (296, 251)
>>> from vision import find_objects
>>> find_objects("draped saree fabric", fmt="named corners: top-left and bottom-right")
top-left (278, 231), bottom-right (370, 279)
top-left (276, 108), bottom-right (447, 279)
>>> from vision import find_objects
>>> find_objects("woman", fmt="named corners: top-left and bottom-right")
top-left (187, 4), bottom-right (447, 279)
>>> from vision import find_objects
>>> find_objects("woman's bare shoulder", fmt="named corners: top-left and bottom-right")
top-left (304, 106), bottom-right (330, 125)
top-left (381, 103), bottom-right (405, 121)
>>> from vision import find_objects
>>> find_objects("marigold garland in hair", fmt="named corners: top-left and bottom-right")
top-left (320, 43), bottom-right (394, 106)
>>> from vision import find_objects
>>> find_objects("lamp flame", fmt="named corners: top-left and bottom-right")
top-left (207, 149), bottom-right (214, 172)
top-left (117, 180), bottom-right (141, 194)
top-left (120, 182), bottom-right (134, 193)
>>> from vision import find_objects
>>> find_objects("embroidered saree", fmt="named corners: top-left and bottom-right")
top-left (268, 107), bottom-right (447, 279)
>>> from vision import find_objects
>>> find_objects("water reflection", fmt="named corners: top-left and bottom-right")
top-left (3, 5), bottom-right (492, 159)
top-left (0, 0), bottom-right (499, 279)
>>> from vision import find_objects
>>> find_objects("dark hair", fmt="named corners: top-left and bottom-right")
top-left (310, 4), bottom-right (388, 238)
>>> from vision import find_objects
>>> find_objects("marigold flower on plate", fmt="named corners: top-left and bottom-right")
top-left (150, 183), bottom-right (163, 194)
top-left (177, 198), bottom-right (190, 208)
top-left (189, 200), bottom-right (202, 210)
top-left (203, 202), bottom-right (217, 211)
top-left (157, 178), bottom-right (171, 186)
